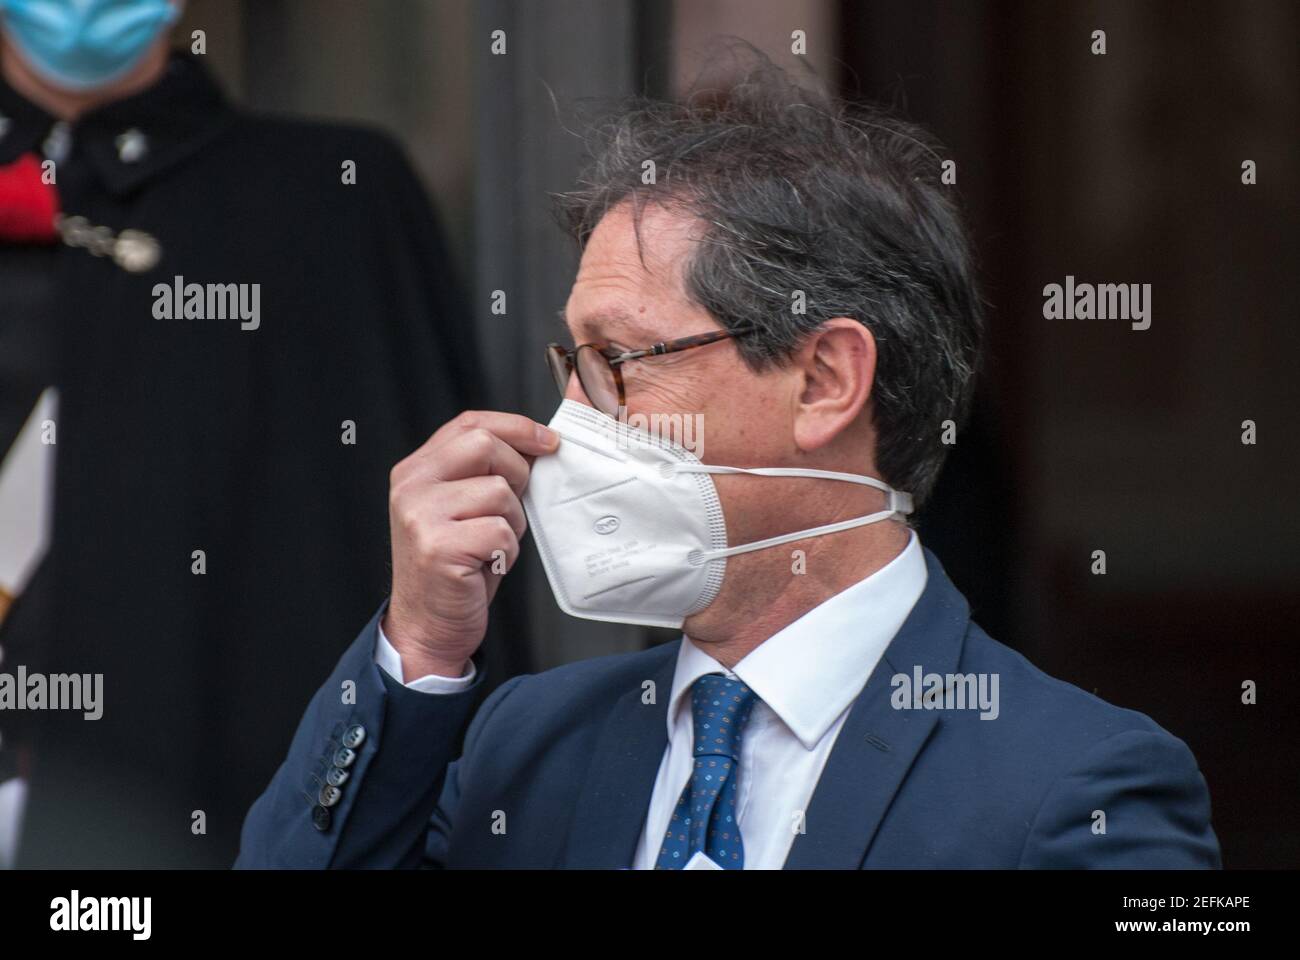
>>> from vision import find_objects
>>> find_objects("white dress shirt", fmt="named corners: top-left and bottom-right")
top-left (374, 621), bottom-right (477, 691)
top-left (376, 530), bottom-right (928, 870)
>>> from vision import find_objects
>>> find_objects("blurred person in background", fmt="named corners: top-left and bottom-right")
top-left (0, 0), bottom-right (497, 866)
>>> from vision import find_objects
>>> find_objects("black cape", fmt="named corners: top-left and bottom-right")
top-left (0, 53), bottom-right (528, 866)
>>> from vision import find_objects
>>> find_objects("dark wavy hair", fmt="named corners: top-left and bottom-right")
top-left (551, 41), bottom-right (985, 507)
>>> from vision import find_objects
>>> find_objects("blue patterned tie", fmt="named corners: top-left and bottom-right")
top-left (655, 673), bottom-right (761, 869)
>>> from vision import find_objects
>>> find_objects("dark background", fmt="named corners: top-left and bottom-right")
top-left (52, 0), bottom-right (1300, 867)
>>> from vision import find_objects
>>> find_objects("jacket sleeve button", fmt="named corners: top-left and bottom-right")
top-left (342, 724), bottom-right (366, 749)
top-left (311, 804), bottom-right (332, 832)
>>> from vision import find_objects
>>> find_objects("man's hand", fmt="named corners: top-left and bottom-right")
top-left (383, 410), bottom-right (559, 682)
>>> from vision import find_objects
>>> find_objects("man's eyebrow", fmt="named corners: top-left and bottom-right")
top-left (556, 306), bottom-right (650, 341)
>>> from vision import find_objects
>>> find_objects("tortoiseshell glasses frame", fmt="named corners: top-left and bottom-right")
top-left (545, 324), bottom-right (756, 417)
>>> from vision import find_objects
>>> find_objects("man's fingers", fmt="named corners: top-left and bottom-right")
top-left (434, 410), bottom-right (559, 458)
top-left (394, 410), bottom-right (559, 492)
top-left (394, 424), bottom-right (534, 495)
top-left (429, 428), bottom-right (534, 494)
top-left (438, 476), bottom-right (527, 538)
top-left (447, 515), bottom-right (521, 572)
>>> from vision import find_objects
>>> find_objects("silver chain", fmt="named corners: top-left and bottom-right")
top-left (54, 214), bottom-right (162, 274)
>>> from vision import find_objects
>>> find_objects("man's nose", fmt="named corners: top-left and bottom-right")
top-left (563, 368), bottom-right (592, 406)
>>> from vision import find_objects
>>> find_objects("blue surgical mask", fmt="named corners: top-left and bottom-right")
top-left (0, 0), bottom-right (179, 91)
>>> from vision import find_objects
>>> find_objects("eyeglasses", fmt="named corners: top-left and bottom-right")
top-left (546, 324), bottom-right (755, 417)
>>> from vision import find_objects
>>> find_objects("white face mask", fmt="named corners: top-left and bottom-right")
top-left (521, 399), bottom-right (914, 629)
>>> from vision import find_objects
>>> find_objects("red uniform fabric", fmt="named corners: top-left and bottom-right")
top-left (0, 152), bottom-right (58, 243)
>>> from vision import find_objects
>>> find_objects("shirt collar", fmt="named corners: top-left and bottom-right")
top-left (668, 529), bottom-right (929, 750)
top-left (0, 52), bottom-right (233, 195)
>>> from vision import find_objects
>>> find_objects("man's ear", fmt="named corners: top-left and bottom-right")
top-left (791, 318), bottom-right (877, 452)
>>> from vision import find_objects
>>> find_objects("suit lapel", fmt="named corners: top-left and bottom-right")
top-left (783, 547), bottom-right (971, 869)
top-left (560, 641), bottom-right (678, 868)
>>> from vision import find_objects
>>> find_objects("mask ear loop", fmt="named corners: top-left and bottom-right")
top-left (665, 463), bottom-right (914, 565)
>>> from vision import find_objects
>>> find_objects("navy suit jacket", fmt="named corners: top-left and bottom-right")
top-left (235, 548), bottom-right (1221, 869)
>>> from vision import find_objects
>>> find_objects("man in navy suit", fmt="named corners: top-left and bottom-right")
top-left (237, 59), bottom-right (1220, 870)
